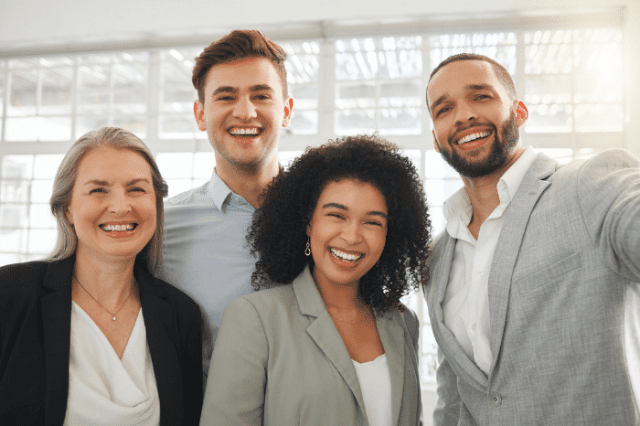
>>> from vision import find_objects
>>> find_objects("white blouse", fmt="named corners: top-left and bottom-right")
top-left (64, 302), bottom-right (160, 426)
top-left (352, 354), bottom-right (393, 426)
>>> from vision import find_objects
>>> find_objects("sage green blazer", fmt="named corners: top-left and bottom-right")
top-left (200, 266), bottom-right (422, 426)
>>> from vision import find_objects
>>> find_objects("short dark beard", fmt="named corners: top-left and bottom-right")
top-left (436, 109), bottom-right (519, 178)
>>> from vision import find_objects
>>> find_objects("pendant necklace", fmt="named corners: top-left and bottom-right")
top-left (327, 306), bottom-right (368, 324)
top-left (74, 275), bottom-right (133, 321)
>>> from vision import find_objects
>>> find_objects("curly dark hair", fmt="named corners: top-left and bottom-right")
top-left (248, 134), bottom-right (431, 313)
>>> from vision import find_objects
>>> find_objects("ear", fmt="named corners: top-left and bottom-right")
top-left (306, 221), bottom-right (312, 237)
top-left (282, 97), bottom-right (294, 127)
top-left (65, 208), bottom-right (74, 226)
top-left (514, 101), bottom-right (528, 127)
top-left (194, 100), bottom-right (207, 131)
top-left (432, 130), bottom-right (440, 152)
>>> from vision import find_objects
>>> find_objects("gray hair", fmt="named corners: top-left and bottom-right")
top-left (48, 127), bottom-right (168, 274)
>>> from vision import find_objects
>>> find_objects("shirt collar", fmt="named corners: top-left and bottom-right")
top-left (208, 168), bottom-right (237, 212)
top-left (443, 146), bottom-right (537, 228)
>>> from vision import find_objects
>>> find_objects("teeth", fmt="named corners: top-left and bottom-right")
top-left (230, 128), bottom-right (259, 136)
top-left (457, 131), bottom-right (490, 145)
top-left (330, 248), bottom-right (363, 262)
top-left (102, 224), bottom-right (135, 232)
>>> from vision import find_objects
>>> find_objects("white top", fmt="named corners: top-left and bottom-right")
top-left (352, 354), bottom-right (392, 426)
top-left (64, 302), bottom-right (160, 426)
top-left (442, 146), bottom-right (537, 374)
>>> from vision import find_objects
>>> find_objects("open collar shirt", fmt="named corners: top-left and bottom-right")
top-left (158, 168), bottom-right (257, 376)
top-left (442, 146), bottom-right (536, 375)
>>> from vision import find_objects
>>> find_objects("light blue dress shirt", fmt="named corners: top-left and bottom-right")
top-left (158, 168), bottom-right (256, 375)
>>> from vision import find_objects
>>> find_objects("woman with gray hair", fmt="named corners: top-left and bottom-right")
top-left (0, 127), bottom-right (203, 425)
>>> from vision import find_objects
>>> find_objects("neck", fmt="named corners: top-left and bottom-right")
top-left (312, 269), bottom-right (367, 312)
top-left (73, 249), bottom-right (137, 302)
top-left (215, 157), bottom-right (280, 208)
top-left (461, 146), bottom-right (526, 236)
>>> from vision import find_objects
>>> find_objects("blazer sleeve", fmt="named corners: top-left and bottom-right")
top-left (576, 149), bottom-right (640, 280)
top-left (433, 348), bottom-right (462, 426)
top-left (200, 296), bottom-right (267, 426)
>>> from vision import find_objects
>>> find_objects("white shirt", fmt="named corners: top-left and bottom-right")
top-left (352, 354), bottom-right (393, 426)
top-left (64, 302), bottom-right (160, 426)
top-left (442, 147), bottom-right (537, 375)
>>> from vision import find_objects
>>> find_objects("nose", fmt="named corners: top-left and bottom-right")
top-left (109, 189), bottom-right (132, 214)
top-left (341, 220), bottom-right (364, 245)
top-left (233, 96), bottom-right (258, 121)
top-left (454, 101), bottom-right (477, 126)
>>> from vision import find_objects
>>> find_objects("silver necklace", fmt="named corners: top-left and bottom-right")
top-left (327, 307), bottom-right (368, 324)
top-left (74, 275), bottom-right (133, 321)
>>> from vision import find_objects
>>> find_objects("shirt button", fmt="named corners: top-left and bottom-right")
top-left (488, 393), bottom-right (502, 406)
top-left (470, 323), bottom-right (476, 331)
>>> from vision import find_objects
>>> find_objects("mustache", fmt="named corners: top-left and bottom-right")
top-left (448, 123), bottom-right (495, 145)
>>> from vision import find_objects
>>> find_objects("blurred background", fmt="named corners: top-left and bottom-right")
top-left (1, 0), bottom-right (639, 421)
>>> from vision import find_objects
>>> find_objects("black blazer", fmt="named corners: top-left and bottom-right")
top-left (0, 256), bottom-right (203, 426)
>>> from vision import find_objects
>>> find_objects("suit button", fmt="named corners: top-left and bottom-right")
top-left (488, 393), bottom-right (502, 406)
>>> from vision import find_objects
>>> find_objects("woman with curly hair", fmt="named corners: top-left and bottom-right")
top-left (201, 134), bottom-right (431, 426)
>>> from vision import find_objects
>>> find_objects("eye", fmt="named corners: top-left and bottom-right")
top-left (327, 212), bottom-right (344, 219)
top-left (254, 94), bottom-right (270, 100)
top-left (129, 186), bottom-right (146, 193)
top-left (364, 219), bottom-right (385, 227)
top-left (435, 106), bottom-right (451, 118)
top-left (217, 95), bottom-right (235, 101)
top-left (475, 94), bottom-right (490, 101)
top-left (89, 188), bottom-right (106, 194)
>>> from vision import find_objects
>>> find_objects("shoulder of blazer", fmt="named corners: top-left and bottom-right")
top-left (0, 257), bottom-right (74, 318)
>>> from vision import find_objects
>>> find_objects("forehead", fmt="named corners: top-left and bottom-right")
top-left (427, 60), bottom-right (502, 104)
top-left (203, 57), bottom-right (284, 94)
top-left (316, 179), bottom-right (387, 210)
top-left (77, 147), bottom-right (151, 177)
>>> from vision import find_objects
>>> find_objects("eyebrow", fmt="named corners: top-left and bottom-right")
top-left (211, 84), bottom-right (274, 97)
top-left (82, 178), bottom-right (151, 186)
top-left (322, 202), bottom-right (388, 219)
top-left (430, 83), bottom-right (494, 113)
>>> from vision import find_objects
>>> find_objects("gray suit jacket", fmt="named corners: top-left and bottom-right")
top-left (425, 149), bottom-right (640, 425)
top-left (201, 266), bottom-right (422, 426)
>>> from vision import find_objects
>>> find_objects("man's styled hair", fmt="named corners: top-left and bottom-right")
top-left (426, 53), bottom-right (517, 111)
top-left (192, 29), bottom-right (289, 103)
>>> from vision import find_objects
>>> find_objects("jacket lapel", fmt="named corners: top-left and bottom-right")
top-left (138, 269), bottom-right (180, 426)
top-left (377, 314), bottom-right (404, 426)
top-left (40, 256), bottom-right (74, 426)
top-left (427, 233), bottom-right (489, 391)
top-left (294, 267), bottom-right (368, 418)
top-left (487, 153), bottom-right (556, 370)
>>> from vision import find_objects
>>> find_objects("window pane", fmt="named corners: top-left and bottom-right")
top-left (29, 203), bottom-right (56, 228)
top-left (31, 179), bottom-right (54, 203)
top-left (8, 68), bottom-right (38, 116)
top-left (287, 110), bottom-right (318, 135)
top-left (525, 104), bottom-right (573, 133)
top-left (28, 229), bottom-right (56, 254)
top-left (41, 67), bottom-right (73, 115)
top-left (157, 153), bottom-right (194, 179)
top-left (5, 116), bottom-right (72, 142)
top-left (34, 155), bottom-right (64, 179)
top-left (335, 109), bottom-right (375, 135)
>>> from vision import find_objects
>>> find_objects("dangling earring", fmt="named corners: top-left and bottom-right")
top-left (305, 236), bottom-right (311, 256)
